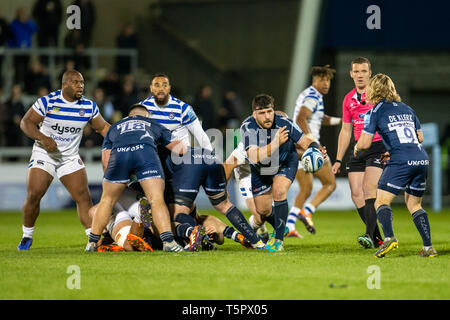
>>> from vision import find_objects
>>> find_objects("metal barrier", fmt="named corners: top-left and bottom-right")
top-left (0, 47), bottom-right (138, 95)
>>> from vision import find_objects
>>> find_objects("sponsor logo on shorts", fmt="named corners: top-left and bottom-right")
top-left (116, 144), bottom-right (144, 152)
top-left (36, 160), bottom-right (44, 166)
top-left (78, 158), bottom-right (83, 165)
top-left (407, 160), bottom-right (429, 166)
top-left (51, 123), bottom-right (82, 135)
top-left (142, 170), bottom-right (158, 175)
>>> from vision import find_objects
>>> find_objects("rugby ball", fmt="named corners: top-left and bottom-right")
top-left (301, 147), bottom-right (324, 173)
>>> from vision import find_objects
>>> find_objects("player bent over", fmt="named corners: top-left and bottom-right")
top-left (355, 74), bottom-right (437, 258)
top-left (240, 94), bottom-right (325, 252)
top-left (163, 147), bottom-right (267, 251)
top-left (18, 70), bottom-right (110, 250)
top-left (85, 104), bottom-right (186, 252)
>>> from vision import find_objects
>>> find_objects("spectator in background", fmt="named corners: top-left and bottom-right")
top-left (32, 0), bottom-right (62, 66)
top-left (98, 71), bottom-right (121, 98)
top-left (115, 22), bottom-right (138, 75)
top-left (4, 84), bottom-right (27, 149)
top-left (24, 60), bottom-right (52, 95)
top-left (64, 29), bottom-right (89, 71)
top-left (218, 90), bottom-right (241, 130)
top-left (193, 84), bottom-right (216, 130)
top-left (8, 8), bottom-right (38, 86)
top-left (0, 87), bottom-right (8, 146)
top-left (0, 9), bottom-right (12, 88)
top-left (93, 87), bottom-right (115, 123)
top-left (114, 78), bottom-right (138, 120)
top-left (73, 0), bottom-right (96, 46)
top-left (58, 58), bottom-right (76, 83)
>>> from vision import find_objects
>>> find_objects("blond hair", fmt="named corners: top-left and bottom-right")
top-left (367, 73), bottom-right (401, 105)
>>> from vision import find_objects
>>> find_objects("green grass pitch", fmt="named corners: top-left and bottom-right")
top-left (0, 208), bottom-right (449, 300)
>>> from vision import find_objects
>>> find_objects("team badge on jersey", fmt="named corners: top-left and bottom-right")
top-left (169, 113), bottom-right (175, 120)
top-left (50, 107), bottom-right (59, 113)
top-left (79, 109), bottom-right (85, 116)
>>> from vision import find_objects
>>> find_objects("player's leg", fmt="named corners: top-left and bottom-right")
top-left (362, 165), bottom-right (384, 245)
top-left (86, 180), bottom-right (126, 251)
top-left (18, 167), bottom-right (54, 250)
top-left (59, 167), bottom-right (93, 234)
top-left (311, 160), bottom-right (336, 208)
top-left (269, 175), bottom-right (293, 248)
top-left (404, 167), bottom-right (437, 257)
top-left (347, 171), bottom-right (366, 223)
top-left (139, 177), bottom-right (181, 252)
top-left (287, 168), bottom-right (312, 234)
top-left (373, 189), bottom-right (399, 257)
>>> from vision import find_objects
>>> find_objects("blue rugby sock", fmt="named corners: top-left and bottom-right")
top-left (160, 231), bottom-right (175, 243)
top-left (225, 206), bottom-right (259, 244)
top-left (274, 199), bottom-right (289, 241)
top-left (174, 213), bottom-right (196, 227)
top-left (376, 205), bottom-right (394, 238)
top-left (412, 209), bottom-right (432, 246)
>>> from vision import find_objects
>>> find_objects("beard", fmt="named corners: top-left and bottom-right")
top-left (153, 93), bottom-right (169, 106)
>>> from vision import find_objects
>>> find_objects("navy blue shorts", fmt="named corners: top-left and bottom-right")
top-left (378, 161), bottom-right (428, 197)
top-left (250, 151), bottom-right (299, 196)
top-left (104, 144), bottom-right (164, 183)
top-left (171, 162), bottom-right (227, 205)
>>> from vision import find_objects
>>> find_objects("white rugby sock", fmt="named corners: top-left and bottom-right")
top-left (22, 225), bottom-right (34, 239)
top-left (85, 228), bottom-right (92, 237)
top-left (249, 215), bottom-right (262, 231)
top-left (286, 207), bottom-right (301, 231)
top-left (304, 203), bottom-right (316, 215)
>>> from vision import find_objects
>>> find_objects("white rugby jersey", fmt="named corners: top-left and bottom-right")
top-left (31, 90), bottom-right (99, 158)
top-left (139, 95), bottom-right (199, 147)
top-left (231, 142), bottom-right (251, 181)
top-left (293, 85), bottom-right (324, 141)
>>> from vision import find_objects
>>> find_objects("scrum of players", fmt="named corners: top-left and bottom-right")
top-left (17, 57), bottom-right (437, 258)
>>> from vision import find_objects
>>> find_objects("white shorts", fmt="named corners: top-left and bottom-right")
top-left (28, 151), bottom-right (85, 179)
top-left (236, 174), bottom-right (253, 200)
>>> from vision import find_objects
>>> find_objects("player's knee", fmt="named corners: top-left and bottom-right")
top-left (25, 189), bottom-right (45, 205)
top-left (374, 198), bottom-right (387, 211)
top-left (273, 189), bottom-right (288, 202)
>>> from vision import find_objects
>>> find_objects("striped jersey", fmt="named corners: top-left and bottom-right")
top-left (139, 95), bottom-right (198, 146)
top-left (31, 90), bottom-right (99, 158)
top-left (292, 85), bottom-right (324, 141)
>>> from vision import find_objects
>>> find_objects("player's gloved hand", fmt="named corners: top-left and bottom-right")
top-left (274, 126), bottom-right (289, 146)
top-left (39, 135), bottom-right (58, 153)
top-left (380, 151), bottom-right (390, 164)
top-left (331, 161), bottom-right (341, 174)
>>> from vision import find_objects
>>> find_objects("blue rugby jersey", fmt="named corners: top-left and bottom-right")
top-left (363, 99), bottom-right (428, 164)
top-left (31, 90), bottom-right (99, 157)
top-left (102, 115), bottom-right (172, 152)
top-left (240, 113), bottom-right (304, 173)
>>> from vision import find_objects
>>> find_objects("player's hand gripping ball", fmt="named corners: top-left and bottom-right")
top-left (301, 147), bottom-right (324, 173)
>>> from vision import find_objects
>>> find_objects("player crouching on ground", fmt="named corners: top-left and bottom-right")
top-left (85, 104), bottom-right (187, 252)
top-left (355, 74), bottom-right (437, 258)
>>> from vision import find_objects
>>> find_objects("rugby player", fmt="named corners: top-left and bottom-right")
top-left (286, 65), bottom-right (340, 237)
top-left (332, 57), bottom-right (384, 248)
top-left (164, 147), bottom-right (266, 250)
top-left (85, 104), bottom-right (186, 252)
top-left (355, 73), bottom-right (437, 258)
top-left (18, 70), bottom-right (110, 250)
top-left (139, 73), bottom-right (212, 150)
top-left (240, 94), bottom-right (326, 252)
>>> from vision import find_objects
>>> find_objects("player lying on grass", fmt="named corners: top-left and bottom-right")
top-left (86, 104), bottom-right (187, 253)
top-left (89, 188), bottom-right (252, 252)
top-left (161, 146), bottom-right (267, 250)
top-left (355, 73), bottom-right (437, 258)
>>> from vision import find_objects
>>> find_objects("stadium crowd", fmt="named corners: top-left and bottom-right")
top-left (0, 1), bottom-right (244, 150)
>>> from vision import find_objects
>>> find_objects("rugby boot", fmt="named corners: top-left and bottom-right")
top-left (297, 208), bottom-right (316, 234)
top-left (127, 234), bottom-right (154, 252)
top-left (374, 237), bottom-right (399, 258)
